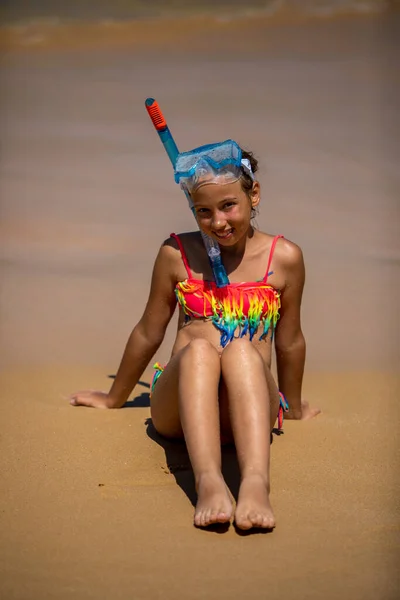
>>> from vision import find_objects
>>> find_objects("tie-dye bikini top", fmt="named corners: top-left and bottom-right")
top-left (171, 233), bottom-right (283, 348)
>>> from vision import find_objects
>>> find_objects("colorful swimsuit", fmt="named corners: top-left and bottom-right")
top-left (172, 232), bottom-right (282, 348)
top-left (151, 233), bottom-right (289, 429)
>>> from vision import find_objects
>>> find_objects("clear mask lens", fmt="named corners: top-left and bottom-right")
top-left (174, 140), bottom-right (252, 193)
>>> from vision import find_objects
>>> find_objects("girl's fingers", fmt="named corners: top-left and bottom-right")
top-left (70, 395), bottom-right (85, 406)
top-left (301, 406), bottom-right (321, 420)
top-left (69, 393), bottom-right (91, 407)
top-left (308, 407), bottom-right (321, 419)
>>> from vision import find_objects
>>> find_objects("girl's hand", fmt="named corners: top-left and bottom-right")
top-left (285, 400), bottom-right (321, 421)
top-left (299, 399), bottom-right (321, 420)
top-left (69, 390), bottom-right (116, 409)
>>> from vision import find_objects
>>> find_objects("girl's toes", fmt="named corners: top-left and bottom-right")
top-left (248, 511), bottom-right (259, 527)
top-left (217, 511), bottom-right (228, 523)
top-left (203, 509), bottom-right (211, 527)
top-left (236, 516), bottom-right (251, 530)
top-left (210, 509), bottom-right (219, 524)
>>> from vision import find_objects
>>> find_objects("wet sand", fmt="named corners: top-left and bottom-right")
top-left (1, 12), bottom-right (399, 600)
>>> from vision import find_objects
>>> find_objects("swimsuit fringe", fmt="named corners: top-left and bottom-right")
top-left (175, 281), bottom-right (281, 348)
top-left (277, 392), bottom-right (289, 431)
top-left (150, 362), bottom-right (165, 396)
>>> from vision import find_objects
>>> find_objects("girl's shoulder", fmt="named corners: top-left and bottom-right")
top-left (271, 234), bottom-right (304, 272)
top-left (255, 231), bottom-right (303, 268)
top-left (161, 231), bottom-right (207, 279)
top-left (163, 231), bottom-right (203, 253)
top-left (168, 230), bottom-right (202, 242)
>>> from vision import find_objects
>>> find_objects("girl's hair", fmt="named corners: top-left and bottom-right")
top-left (240, 149), bottom-right (259, 217)
top-left (240, 149), bottom-right (259, 194)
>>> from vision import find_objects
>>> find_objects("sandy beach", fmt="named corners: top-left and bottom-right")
top-left (0, 7), bottom-right (399, 600)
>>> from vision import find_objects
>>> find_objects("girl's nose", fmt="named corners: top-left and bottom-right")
top-left (211, 213), bottom-right (226, 230)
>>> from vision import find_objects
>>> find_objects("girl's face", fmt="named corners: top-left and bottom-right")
top-left (191, 179), bottom-right (260, 246)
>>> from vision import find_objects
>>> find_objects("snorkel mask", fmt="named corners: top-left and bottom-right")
top-left (174, 140), bottom-right (255, 194)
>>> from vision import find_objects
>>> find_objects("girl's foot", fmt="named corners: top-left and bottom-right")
top-left (194, 472), bottom-right (233, 527)
top-left (235, 474), bottom-right (276, 530)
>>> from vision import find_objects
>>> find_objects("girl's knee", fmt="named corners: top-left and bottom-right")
top-left (221, 337), bottom-right (260, 360)
top-left (183, 338), bottom-right (219, 361)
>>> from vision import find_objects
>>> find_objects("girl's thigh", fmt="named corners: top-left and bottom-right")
top-left (150, 339), bottom-right (221, 438)
top-left (150, 343), bottom-right (280, 442)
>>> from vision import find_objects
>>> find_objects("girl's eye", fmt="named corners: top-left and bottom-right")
top-left (197, 208), bottom-right (210, 215)
top-left (224, 202), bottom-right (235, 209)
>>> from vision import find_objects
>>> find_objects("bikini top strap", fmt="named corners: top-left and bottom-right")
top-left (170, 233), bottom-right (193, 278)
top-left (263, 235), bottom-right (284, 283)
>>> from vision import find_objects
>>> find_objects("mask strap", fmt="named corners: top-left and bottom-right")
top-left (241, 158), bottom-right (255, 180)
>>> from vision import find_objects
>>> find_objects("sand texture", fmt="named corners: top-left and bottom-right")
top-left (0, 11), bottom-right (399, 600)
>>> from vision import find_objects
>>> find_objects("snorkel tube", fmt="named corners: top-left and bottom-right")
top-left (145, 98), bottom-right (229, 288)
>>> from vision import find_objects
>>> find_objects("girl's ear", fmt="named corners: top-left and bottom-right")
top-left (250, 181), bottom-right (260, 209)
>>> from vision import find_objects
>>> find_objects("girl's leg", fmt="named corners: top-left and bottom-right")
top-left (220, 338), bottom-right (280, 530)
top-left (151, 339), bottom-right (233, 527)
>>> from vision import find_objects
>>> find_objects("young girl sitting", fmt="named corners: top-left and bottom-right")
top-left (70, 140), bottom-right (320, 530)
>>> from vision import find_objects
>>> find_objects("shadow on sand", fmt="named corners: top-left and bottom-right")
top-left (115, 379), bottom-right (279, 534)
top-left (108, 377), bottom-right (151, 408)
top-left (145, 416), bottom-right (280, 535)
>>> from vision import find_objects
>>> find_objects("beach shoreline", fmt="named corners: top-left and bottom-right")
top-left (1, 1), bottom-right (397, 54)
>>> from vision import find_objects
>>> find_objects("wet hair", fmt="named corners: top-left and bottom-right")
top-left (240, 148), bottom-right (259, 218)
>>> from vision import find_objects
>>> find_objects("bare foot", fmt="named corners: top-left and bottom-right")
top-left (194, 473), bottom-right (233, 528)
top-left (235, 474), bottom-right (276, 530)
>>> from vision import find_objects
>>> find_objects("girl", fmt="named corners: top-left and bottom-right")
top-left (70, 140), bottom-right (320, 530)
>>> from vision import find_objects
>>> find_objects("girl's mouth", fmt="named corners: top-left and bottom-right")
top-left (214, 229), bottom-right (234, 240)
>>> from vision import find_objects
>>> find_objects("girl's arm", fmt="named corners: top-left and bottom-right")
top-left (70, 241), bottom-right (178, 409)
top-left (274, 241), bottom-right (317, 420)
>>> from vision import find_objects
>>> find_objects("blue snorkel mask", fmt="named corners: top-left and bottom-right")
top-left (174, 140), bottom-right (255, 194)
